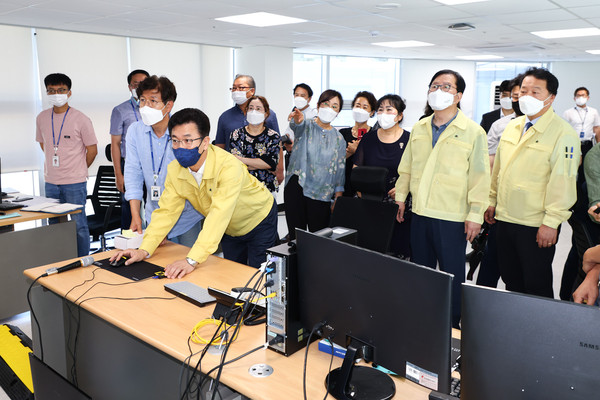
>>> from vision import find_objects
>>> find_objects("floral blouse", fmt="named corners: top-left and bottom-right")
top-left (229, 126), bottom-right (281, 192)
top-left (285, 118), bottom-right (346, 202)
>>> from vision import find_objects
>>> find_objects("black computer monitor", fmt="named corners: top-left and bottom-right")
top-left (461, 284), bottom-right (600, 400)
top-left (296, 229), bottom-right (454, 399)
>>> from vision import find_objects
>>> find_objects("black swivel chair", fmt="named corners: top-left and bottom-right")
top-left (567, 211), bottom-right (600, 295)
top-left (87, 165), bottom-right (122, 253)
top-left (330, 166), bottom-right (399, 253)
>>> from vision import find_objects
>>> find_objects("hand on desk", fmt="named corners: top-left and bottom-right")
top-left (164, 259), bottom-right (194, 279)
top-left (109, 249), bottom-right (149, 266)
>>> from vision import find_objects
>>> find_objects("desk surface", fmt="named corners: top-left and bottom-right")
top-left (0, 209), bottom-right (80, 227)
top-left (24, 243), bottom-right (438, 400)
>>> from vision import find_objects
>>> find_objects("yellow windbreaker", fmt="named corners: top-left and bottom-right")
top-left (490, 108), bottom-right (580, 229)
top-left (140, 145), bottom-right (274, 263)
top-left (395, 109), bottom-right (490, 224)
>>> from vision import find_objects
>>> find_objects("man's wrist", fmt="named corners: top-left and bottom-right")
top-left (186, 257), bottom-right (198, 267)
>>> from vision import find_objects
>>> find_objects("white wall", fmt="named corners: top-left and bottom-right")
top-left (551, 62), bottom-right (600, 116)
top-left (400, 60), bottom-right (477, 131)
top-left (235, 46), bottom-right (294, 135)
top-left (199, 45), bottom-right (233, 141)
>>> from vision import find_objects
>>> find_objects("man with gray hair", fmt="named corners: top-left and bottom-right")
top-left (215, 74), bottom-right (280, 150)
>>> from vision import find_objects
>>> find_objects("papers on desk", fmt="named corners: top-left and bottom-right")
top-left (0, 212), bottom-right (21, 220)
top-left (22, 202), bottom-right (82, 214)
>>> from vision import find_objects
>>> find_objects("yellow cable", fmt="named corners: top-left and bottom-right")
top-left (190, 318), bottom-right (240, 346)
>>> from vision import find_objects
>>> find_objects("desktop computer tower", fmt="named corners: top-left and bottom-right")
top-left (265, 227), bottom-right (357, 356)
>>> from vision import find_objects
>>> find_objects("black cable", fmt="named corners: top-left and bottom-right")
top-left (180, 267), bottom-right (265, 400)
top-left (68, 277), bottom-right (151, 384)
top-left (26, 274), bottom-right (46, 361)
top-left (303, 322), bottom-right (326, 400)
top-left (323, 338), bottom-right (334, 400)
top-left (209, 272), bottom-right (266, 400)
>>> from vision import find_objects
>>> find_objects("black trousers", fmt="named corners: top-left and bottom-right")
top-left (284, 174), bottom-right (331, 240)
top-left (496, 221), bottom-right (556, 298)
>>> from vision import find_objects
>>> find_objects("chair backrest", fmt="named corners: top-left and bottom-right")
top-left (330, 197), bottom-right (398, 253)
top-left (105, 143), bottom-right (112, 162)
top-left (350, 166), bottom-right (389, 201)
top-left (568, 212), bottom-right (599, 282)
top-left (90, 165), bottom-right (121, 217)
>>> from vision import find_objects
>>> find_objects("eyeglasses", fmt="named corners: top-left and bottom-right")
top-left (321, 101), bottom-right (340, 111)
top-left (428, 84), bottom-right (456, 92)
top-left (47, 88), bottom-right (69, 95)
top-left (139, 98), bottom-right (164, 107)
top-left (230, 86), bottom-right (251, 92)
top-left (171, 137), bottom-right (202, 148)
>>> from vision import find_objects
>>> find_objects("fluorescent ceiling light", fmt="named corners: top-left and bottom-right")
top-left (531, 28), bottom-right (600, 39)
top-left (373, 40), bottom-right (434, 48)
top-left (586, 50), bottom-right (600, 55)
top-left (456, 55), bottom-right (503, 60)
top-left (434, 0), bottom-right (488, 5)
top-left (215, 12), bottom-right (306, 27)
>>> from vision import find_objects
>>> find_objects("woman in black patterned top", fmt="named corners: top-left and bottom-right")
top-left (229, 96), bottom-right (281, 194)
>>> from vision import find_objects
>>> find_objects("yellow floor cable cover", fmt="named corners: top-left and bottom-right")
top-left (0, 324), bottom-right (34, 395)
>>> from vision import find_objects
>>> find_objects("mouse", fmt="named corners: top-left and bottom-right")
top-left (110, 256), bottom-right (128, 268)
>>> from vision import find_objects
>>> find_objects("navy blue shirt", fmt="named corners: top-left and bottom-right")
top-left (215, 105), bottom-right (280, 150)
top-left (432, 112), bottom-right (458, 147)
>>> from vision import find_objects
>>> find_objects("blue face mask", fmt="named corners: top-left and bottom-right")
top-left (173, 146), bottom-right (203, 168)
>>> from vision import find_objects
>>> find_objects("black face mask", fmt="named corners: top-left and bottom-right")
top-left (512, 100), bottom-right (523, 117)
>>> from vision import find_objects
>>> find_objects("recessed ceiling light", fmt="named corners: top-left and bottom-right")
top-left (375, 3), bottom-right (400, 10)
top-left (434, 0), bottom-right (488, 5)
top-left (215, 12), bottom-right (306, 27)
top-left (448, 23), bottom-right (476, 31)
top-left (586, 50), bottom-right (600, 55)
top-left (456, 55), bottom-right (504, 60)
top-left (373, 40), bottom-right (434, 48)
top-left (531, 27), bottom-right (600, 39)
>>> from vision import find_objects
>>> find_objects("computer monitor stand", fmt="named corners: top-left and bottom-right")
top-left (325, 336), bottom-right (395, 400)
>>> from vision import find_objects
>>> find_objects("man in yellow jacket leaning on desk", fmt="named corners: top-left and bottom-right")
top-left (485, 67), bottom-right (580, 298)
top-left (395, 69), bottom-right (490, 328)
top-left (111, 108), bottom-right (278, 279)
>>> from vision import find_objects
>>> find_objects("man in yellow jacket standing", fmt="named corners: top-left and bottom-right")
top-left (111, 108), bottom-right (278, 279)
top-left (395, 69), bottom-right (490, 327)
top-left (485, 67), bottom-right (580, 298)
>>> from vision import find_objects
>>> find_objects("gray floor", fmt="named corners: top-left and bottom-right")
top-left (0, 216), bottom-right (574, 399)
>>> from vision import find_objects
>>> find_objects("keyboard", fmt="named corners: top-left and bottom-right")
top-left (0, 202), bottom-right (24, 211)
top-left (429, 378), bottom-right (461, 399)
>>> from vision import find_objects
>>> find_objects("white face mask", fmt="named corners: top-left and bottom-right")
top-left (140, 105), bottom-right (166, 126)
top-left (377, 113), bottom-right (397, 130)
top-left (352, 108), bottom-right (370, 123)
top-left (499, 97), bottom-right (513, 110)
top-left (294, 96), bottom-right (308, 110)
top-left (131, 89), bottom-right (139, 100)
top-left (318, 107), bottom-right (338, 124)
top-left (246, 110), bottom-right (265, 125)
top-left (428, 90), bottom-right (455, 111)
top-left (48, 94), bottom-right (69, 107)
top-left (232, 90), bottom-right (249, 105)
top-left (518, 95), bottom-right (551, 117)
top-left (575, 97), bottom-right (588, 107)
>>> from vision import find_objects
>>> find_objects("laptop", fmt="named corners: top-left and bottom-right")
top-left (29, 353), bottom-right (91, 400)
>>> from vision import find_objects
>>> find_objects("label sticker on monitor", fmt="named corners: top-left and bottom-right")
top-left (405, 362), bottom-right (438, 391)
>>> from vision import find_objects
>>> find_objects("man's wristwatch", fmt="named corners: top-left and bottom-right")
top-left (186, 257), bottom-right (198, 267)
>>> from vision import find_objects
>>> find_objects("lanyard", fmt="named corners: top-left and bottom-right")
top-left (51, 107), bottom-right (70, 154)
top-left (129, 99), bottom-right (139, 121)
top-left (149, 133), bottom-right (170, 185)
top-left (576, 107), bottom-right (588, 130)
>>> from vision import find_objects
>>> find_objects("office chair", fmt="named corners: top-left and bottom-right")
top-left (567, 211), bottom-right (600, 297)
top-left (330, 166), bottom-right (398, 253)
top-left (87, 165), bottom-right (122, 253)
